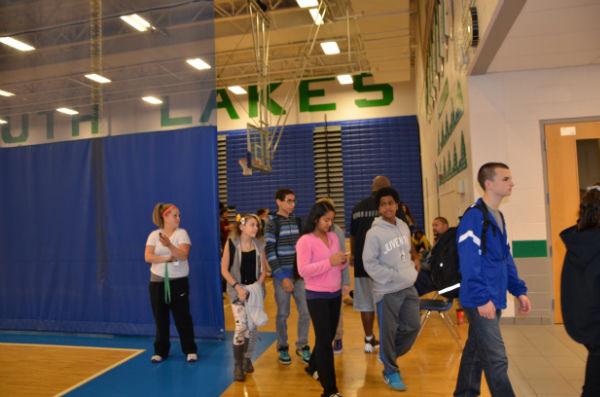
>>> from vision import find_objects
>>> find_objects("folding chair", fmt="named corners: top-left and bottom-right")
top-left (418, 285), bottom-right (461, 345)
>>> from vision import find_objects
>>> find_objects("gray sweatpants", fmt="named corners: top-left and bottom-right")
top-left (376, 287), bottom-right (420, 375)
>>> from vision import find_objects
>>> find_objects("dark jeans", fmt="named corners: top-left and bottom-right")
top-left (454, 308), bottom-right (514, 397)
top-left (583, 345), bottom-right (600, 397)
top-left (149, 277), bottom-right (197, 357)
top-left (306, 295), bottom-right (341, 396)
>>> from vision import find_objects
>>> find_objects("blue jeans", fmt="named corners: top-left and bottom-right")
top-left (274, 278), bottom-right (310, 350)
top-left (454, 308), bottom-right (515, 397)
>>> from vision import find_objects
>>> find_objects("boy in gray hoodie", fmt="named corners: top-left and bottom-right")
top-left (363, 187), bottom-right (420, 391)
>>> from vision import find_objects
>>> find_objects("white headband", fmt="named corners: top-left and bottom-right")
top-left (586, 185), bottom-right (600, 192)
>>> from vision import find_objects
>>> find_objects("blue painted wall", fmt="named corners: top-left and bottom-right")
top-left (222, 116), bottom-right (423, 231)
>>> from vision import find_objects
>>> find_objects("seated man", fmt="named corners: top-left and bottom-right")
top-left (414, 217), bottom-right (450, 296)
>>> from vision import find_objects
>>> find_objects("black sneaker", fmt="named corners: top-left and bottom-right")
top-left (305, 366), bottom-right (319, 380)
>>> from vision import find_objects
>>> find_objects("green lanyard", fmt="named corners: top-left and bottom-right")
top-left (164, 261), bottom-right (171, 304)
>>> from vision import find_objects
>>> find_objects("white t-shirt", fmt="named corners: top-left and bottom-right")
top-left (146, 228), bottom-right (192, 279)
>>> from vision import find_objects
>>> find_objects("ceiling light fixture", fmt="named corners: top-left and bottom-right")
top-left (320, 41), bottom-right (340, 55)
top-left (0, 37), bottom-right (35, 52)
top-left (186, 58), bottom-right (211, 70)
top-left (309, 8), bottom-right (325, 25)
top-left (0, 118), bottom-right (7, 125)
top-left (296, 0), bottom-right (319, 8)
top-left (227, 86), bottom-right (247, 95)
top-left (336, 74), bottom-right (353, 85)
top-left (56, 107), bottom-right (79, 116)
top-left (120, 14), bottom-right (152, 32)
top-left (142, 96), bottom-right (163, 105)
top-left (0, 89), bottom-right (15, 97)
top-left (84, 73), bottom-right (111, 84)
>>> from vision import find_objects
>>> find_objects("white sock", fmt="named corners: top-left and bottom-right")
top-left (365, 335), bottom-right (373, 341)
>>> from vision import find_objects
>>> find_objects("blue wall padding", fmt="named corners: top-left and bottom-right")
top-left (0, 127), bottom-right (224, 338)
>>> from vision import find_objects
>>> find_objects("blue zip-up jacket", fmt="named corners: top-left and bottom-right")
top-left (457, 198), bottom-right (527, 309)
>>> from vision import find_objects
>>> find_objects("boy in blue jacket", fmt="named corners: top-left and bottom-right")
top-left (454, 162), bottom-right (532, 397)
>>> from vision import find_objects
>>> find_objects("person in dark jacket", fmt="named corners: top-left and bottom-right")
top-left (561, 183), bottom-right (600, 397)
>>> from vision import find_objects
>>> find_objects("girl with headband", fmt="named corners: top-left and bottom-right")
top-left (145, 203), bottom-right (198, 363)
top-left (221, 214), bottom-right (268, 381)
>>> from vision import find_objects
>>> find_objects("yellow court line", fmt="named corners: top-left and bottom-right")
top-left (0, 342), bottom-right (143, 353)
top-left (54, 348), bottom-right (145, 397)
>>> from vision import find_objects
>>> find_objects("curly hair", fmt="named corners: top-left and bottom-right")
top-left (578, 183), bottom-right (600, 231)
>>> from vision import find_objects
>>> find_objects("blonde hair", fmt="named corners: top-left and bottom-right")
top-left (231, 213), bottom-right (261, 239)
top-left (152, 202), bottom-right (176, 228)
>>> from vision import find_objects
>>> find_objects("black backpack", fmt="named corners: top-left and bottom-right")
top-left (429, 202), bottom-right (503, 298)
top-left (429, 227), bottom-right (460, 298)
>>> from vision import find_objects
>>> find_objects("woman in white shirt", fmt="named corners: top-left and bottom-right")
top-left (144, 203), bottom-right (198, 363)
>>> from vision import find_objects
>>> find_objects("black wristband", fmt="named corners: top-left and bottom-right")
top-left (232, 282), bottom-right (239, 288)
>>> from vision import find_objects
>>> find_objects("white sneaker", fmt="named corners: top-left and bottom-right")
top-left (187, 353), bottom-right (198, 362)
top-left (150, 355), bottom-right (163, 363)
top-left (364, 336), bottom-right (379, 353)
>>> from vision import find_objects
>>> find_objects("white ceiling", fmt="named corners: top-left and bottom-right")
top-left (214, 0), bottom-right (412, 87)
top-left (488, 0), bottom-right (600, 73)
top-left (0, 0), bottom-right (414, 118)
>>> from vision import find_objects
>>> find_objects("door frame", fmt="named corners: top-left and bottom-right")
top-left (540, 115), bottom-right (600, 323)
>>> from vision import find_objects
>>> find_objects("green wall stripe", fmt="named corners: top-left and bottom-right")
top-left (512, 240), bottom-right (547, 258)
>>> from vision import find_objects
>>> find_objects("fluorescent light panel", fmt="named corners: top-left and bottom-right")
top-left (336, 74), bottom-right (353, 85)
top-left (186, 58), bottom-right (211, 70)
top-left (0, 89), bottom-right (15, 97)
top-left (309, 8), bottom-right (324, 25)
top-left (0, 37), bottom-right (35, 52)
top-left (120, 14), bottom-right (151, 32)
top-left (85, 73), bottom-right (111, 84)
top-left (56, 107), bottom-right (79, 115)
top-left (142, 96), bottom-right (163, 105)
top-left (320, 41), bottom-right (340, 55)
top-left (227, 86), bottom-right (247, 95)
top-left (296, 0), bottom-right (318, 7)
top-left (0, 118), bottom-right (7, 125)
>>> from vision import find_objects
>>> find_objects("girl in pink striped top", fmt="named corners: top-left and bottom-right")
top-left (296, 200), bottom-right (348, 397)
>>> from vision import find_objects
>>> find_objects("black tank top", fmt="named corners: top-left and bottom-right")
top-left (240, 250), bottom-right (257, 285)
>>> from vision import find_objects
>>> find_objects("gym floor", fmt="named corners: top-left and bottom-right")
top-left (0, 277), bottom-right (587, 397)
